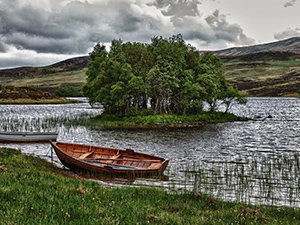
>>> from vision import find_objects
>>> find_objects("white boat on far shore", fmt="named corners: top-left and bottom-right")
top-left (0, 131), bottom-right (58, 142)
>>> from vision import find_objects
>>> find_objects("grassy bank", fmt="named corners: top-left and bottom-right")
top-left (83, 112), bottom-right (248, 130)
top-left (1, 147), bottom-right (299, 224)
top-left (0, 98), bottom-right (79, 104)
top-left (0, 86), bottom-right (80, 104)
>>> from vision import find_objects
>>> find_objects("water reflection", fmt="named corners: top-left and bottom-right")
top-left (0, 97), bottom-right (299, 207)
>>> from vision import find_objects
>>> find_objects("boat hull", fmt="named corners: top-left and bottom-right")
top-left (50, 140), bottom-right (169, 176)
top-left (0, 132), bottom-right (58, 142)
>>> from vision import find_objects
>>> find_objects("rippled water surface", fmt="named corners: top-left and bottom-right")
top-left (1, 98), bottom-right (299, 207)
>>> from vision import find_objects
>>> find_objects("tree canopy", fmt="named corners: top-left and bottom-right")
top-left (83, 34), bottom-right (246, 116)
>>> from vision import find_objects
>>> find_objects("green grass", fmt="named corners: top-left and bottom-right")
top-left (1, 147), bottom-right (300, 224)
top-left (269, 59), bottom-right (300, 67)
top-left (83, 112), bottom-right (247, 130)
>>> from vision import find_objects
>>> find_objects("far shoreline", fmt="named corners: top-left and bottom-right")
top-left (0, 98), bottom-right (80, 104)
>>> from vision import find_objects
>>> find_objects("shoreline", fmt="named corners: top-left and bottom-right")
top-left (82, 112), bottom-right (250, 130)
top-left (0, 98), bottom-right (80, 104)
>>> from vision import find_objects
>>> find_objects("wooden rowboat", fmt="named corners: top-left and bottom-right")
top-left (50, 140), bottom-right (169, 176)
top-left (0, 131), bottom-right (58, 142)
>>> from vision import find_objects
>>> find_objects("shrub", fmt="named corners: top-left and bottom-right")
top-left (55, 86), bottom-right (83, 97)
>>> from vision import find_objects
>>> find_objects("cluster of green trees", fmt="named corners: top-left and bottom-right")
top-left (83, 34), bottom-right (246, 116)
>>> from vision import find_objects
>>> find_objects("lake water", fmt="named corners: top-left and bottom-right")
top-left (0, 97), bottom-right (299, 207)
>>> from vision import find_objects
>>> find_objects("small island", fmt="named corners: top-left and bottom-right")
top-left (82, 35), bottom-right (247, 129)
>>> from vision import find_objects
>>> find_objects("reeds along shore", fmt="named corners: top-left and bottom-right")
top-left (189, 153), bottom-right (300, 207)
top-left (0, 105), bottom-right (95, 132)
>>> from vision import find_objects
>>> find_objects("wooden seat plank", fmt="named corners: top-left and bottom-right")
top-left (79, 151), bottom-right (94, 159)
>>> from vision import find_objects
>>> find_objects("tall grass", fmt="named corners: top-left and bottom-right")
top-left (190, 153), bottom-right (300, 208)
top-left (0, 104), bottom-right (101, 132)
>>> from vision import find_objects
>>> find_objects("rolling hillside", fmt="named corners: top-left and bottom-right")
top-left (222, 53), bottom-right (300, 97)
top-left (212, 37), bottom-right (300, 57)
top-left (0, 56), bottom-right (89, 93)
top-left (208, 37), bottom-right (300, 97)
top-left (0, 38), bottom-right (299, 97)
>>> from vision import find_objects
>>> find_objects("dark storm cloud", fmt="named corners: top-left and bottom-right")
top-left (0, 7), bottom-right (69, 39)
top-left (0, 0), bottom-right (107, 54)
top-left (151, 1), bottom-right (254, 48)
top-left (0, 0), bottom-right (166, 55)
top-left (0, 0), bottom-right (255, 67)
top-left (284, 0), bottom-right (297, 7)
top-left (184, 30), bottom-right (211, 42)
top-left (205, 10), bottom-right (254, 45)
top-left (112, 11), bottom-right (143, 33)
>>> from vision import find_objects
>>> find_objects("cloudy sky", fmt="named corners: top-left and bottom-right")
top-left (0, 0), bottom-right (299, 69)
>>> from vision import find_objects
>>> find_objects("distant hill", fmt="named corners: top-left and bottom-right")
top-left (0, 38), bottom-right (299, 97)
top-left (213, 37), bottom-right (300, 97)
top-left (211, 37), bottom-right (300, 57)
top-left (221, 51), bottom-right (300, 62)
top-left (0, 56), bottom-right (89, 80)
top-left (0, 56), bottom-right (89, 93)
top-left (47, 56), bottom-right (89, 72)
